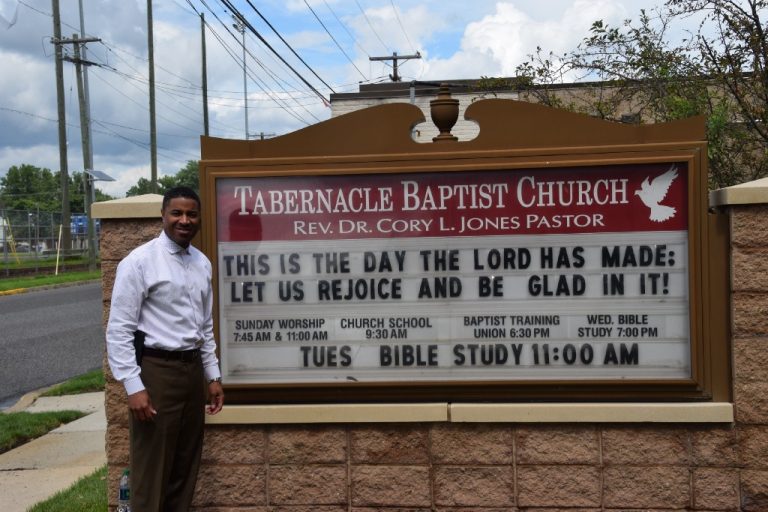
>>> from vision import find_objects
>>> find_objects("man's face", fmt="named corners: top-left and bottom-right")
top-left (162, 196), bottom-right (200, 247)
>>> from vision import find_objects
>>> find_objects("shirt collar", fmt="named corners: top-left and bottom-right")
top-left (159, 230), bottom-right (190, 255)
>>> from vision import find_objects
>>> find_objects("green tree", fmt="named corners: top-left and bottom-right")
top-left (174, 161), bottom-right (199, 192)
top-left (125, 175), bottom-right (177, 197)
top-left (669, 0), bottom-right (768, 184)
top-left (0, 164), bottom-right (60, 211)
top-left (0, 164), bottom-right (115, 214)
top-left (515, 1), bottom-right (768, 187)
top-left (126, 161), bottom-right (199, 197)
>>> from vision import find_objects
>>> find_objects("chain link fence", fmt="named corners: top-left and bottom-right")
top-left (0, 209), bottom-right (100, 267)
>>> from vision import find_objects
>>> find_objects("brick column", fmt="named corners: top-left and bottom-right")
top-left (712, 179), bottom-right (768, 510)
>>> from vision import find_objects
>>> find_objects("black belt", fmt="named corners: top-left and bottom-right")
top-left (143, 347), bottom-right (200, 362)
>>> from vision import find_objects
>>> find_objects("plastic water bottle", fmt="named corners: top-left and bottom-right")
top-left (117, 468), bottom-right (131, 512)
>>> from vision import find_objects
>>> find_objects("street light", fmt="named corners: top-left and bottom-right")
top-left (84, 169), bottom-right (114, 270)
top-left (232, 14), bottom-right (248, 139)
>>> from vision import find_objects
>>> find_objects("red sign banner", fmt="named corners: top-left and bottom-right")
top-left (216, 163), bottom-right (688, 242)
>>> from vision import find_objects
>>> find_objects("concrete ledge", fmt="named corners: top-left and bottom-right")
top-left (91, 194), bottom-right (163, 219)
top-left (206, 403), bottom-right (448, 424)
top-left (450, 402), bottom-right (734, 423)
top-left (710, 176), bottom-right (768, 207)
top-left (205, 402), bottom-right (733, 424)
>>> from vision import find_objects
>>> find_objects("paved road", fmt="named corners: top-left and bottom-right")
top-left (0, 282), bottom-right (104, 408)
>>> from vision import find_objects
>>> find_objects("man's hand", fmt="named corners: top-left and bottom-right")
top-left (128, 390), bottom-right (157, 422)
top-left (206, 381), bottom-right (224, 415)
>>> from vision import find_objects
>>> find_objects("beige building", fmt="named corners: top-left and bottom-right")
top-left (329, 79), bottom-right (641, 143)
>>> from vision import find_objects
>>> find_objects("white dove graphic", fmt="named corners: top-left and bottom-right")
top-left (635, 166), bottom-right (678, 222)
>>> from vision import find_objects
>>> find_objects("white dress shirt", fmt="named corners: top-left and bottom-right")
top-left (107, 230), bottom-right (221, 395)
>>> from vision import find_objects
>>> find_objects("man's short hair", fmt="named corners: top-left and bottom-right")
top-left (163, 186), bottom-right (201, 210)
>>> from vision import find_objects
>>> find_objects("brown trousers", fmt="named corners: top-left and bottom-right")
top-left (130, 355), bottom-right (205, 512)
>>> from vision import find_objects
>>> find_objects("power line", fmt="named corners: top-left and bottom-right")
top-left (100, 36), bottom-right (316, 99)
top-left (215, 0), bottom-right (331, 104)
top-left (303, 0), bottom-right (367, 81)
top-left (23, 0), bottom-right (216, 92)
top-left (91, 119), bottom-right (199, 159)
top-left (90, 118), bottom-right (199, 138)
top-left (24, 0), bottom-right (324, 128)
top-left (322, 0), bottom-right (372, 59)
top-left (355, 0), bottom-right (390, 54)
top-left (88, 68), bottom-right (203, 134)
top-left (389, 0), bottom-right (417, 55)
top-left (196, 0), bottom-right (319, 124)
top-left (100, 66), bottom-right (322, 108)
top-left (237, 0), bottom-right (336, 93)
top-left (94, 45), bottom-right (200, 114)
top-left (198, 9), bottom-right (313, 125)
top-left (197, 0), bottom-right (304, 95)
top-left (98, 41), bottom-right (200, 90)
top-left (0, 106), bottom-right (200, 160)
top-left (97, 42), bottom-right (250, 101)
top-left (99, 32), bottom-right (322, 129)
top-left (92, 43), bottom-right (239, 134)
top-left (17, 0), bottom-right (329, 146)
top-left (18, 0), bottom-right (90, 37)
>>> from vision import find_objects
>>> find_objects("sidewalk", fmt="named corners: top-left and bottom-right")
top-left (0, 391), bottom-right (106, 512)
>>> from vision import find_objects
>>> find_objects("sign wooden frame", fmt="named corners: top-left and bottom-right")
top-left (199, 98), bottom-right (730, 404)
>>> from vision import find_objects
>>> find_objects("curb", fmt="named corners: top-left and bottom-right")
top-left (0, 288), bottom-right (26, 296)
top-left (2, 385), bottom-right (56, 414)
top-left (0, 279), bottom-right (100, 297)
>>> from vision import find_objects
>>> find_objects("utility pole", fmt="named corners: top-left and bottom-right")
top-left (232, 15), bottom-right (248, 139)
top-left (369, 52), bottom-right (421, 82)
top-left (201, 13), bottom-right (209, 137)
top-left (58, 33), bottom-right (100, 269)
top-left (51, 0), bottom-right (71, 254)
top-left (147, 0), bottom-right (158, 192)
top-left (77, 0), bottom-right (93, 175)
top-left (71, 34), bottom-right (98, 271)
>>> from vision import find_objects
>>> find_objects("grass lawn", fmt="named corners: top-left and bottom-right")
top-left (41, 369), bottom-right (105, 397)
top-left (27, 464), bottom-right (108, 512)
top-left (0, 254), bottom-right (89, 270)
top-left (0, 410), bottom-right (86, 454)
top-left (1, 369), bottom-right (105, 454)
top-left (0, 270), bottom-right (100, 292)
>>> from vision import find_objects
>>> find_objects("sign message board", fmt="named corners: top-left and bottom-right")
top-left (214, 162), bottom-right (692, 386)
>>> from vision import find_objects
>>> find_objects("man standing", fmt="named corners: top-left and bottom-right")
top-left (107, 186), bottom-right (224, 511)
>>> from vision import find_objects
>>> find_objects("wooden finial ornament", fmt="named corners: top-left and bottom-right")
top-left (430, 83), bottom-right (459, 142)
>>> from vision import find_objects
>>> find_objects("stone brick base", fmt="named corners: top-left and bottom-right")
top-left (103, 420), bottom-right (763, 511)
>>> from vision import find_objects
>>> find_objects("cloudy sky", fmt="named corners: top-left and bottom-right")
top-left (0, 0), bottom-right (661, 198)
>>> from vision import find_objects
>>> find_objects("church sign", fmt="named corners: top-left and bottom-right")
top-left (200, 95), bottom-right (728, 403)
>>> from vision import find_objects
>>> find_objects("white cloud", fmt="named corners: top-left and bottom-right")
top-left (0, 144), bottom-right (60, 175)
top-left (416, 0), bottom-right (628, 80)
top-left (96, 164), bottom-right (154, 198)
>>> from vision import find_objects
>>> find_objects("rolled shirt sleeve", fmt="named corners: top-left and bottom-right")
top-left (200, 258), bottom-right (221, 383)
top-left (106, 255), bottom-right (146, 395)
